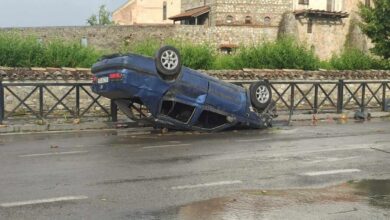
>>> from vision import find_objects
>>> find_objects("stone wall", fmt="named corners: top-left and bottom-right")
top-left (175, 25), bottom-right (278, 47)
top-left (2, 67), bottom-right (389, 82)
top-left (0, 25), bottom-right (176, 52)
top-left (0, 25), bottom-right (279, 52)
top-left (213, 0), bottom-right (292, 27)
top-left (181, 0), bottom-right (212, 11)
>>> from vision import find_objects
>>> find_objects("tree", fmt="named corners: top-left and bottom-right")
top-left (359, 0), bottom-right (390, 59)
top-left (87, 5), bottom-right (114, 26)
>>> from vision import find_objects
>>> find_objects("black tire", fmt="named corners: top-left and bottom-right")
top-left (155, 46), bottom-right (182, 78)
top-left (250, 81), bottom-right (272, 111)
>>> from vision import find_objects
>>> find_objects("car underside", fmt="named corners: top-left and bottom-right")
top-left (91, 46), bottom-right (275, 132)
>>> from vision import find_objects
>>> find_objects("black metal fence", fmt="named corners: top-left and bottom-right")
top-left (233, 79), bottom-right (390, 114)
top-left (0, 82), bottom-right (118, 124)
top-left (1, 80), bottom-right (389, 124)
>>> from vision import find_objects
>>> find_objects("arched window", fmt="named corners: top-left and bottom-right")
top-left (264, 16), bottom-right (271, 26)
top-left (245, 16), bottom-right (252, 24)
top-left (226, 15), bottom-right (234, 24)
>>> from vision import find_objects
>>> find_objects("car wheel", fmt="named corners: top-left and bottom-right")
top-left (250, 81), bottom-right (272, 111)
top-left (155, 46), bottom-right (182, 78)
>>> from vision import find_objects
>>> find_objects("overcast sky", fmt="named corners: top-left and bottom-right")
top-left (0, 0), bottom-right (128, 28)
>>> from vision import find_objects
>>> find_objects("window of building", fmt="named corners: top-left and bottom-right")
top-left (226, 15), bottom-right (234, 24)
top-left (365, 0), bottom-right (371, 7)
top-left (163, 1), bottom-right (167, 20)
top-left (298, 0), bottom-right (309, 5)
top-left (245, 16), bottom-right (252, 24)
top-left (307, 19), bottom-right (313, 33)
top-left (264, 16), bottom-right (271, 26)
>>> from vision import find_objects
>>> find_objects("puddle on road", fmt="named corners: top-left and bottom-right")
top-left (173, 179), bottom-right (390, 220)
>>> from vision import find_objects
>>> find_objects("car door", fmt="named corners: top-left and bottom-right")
top-left (206, 80), bottom-right (246, 114)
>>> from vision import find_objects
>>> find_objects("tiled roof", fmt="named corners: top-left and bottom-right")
top-left (169, 6), bottom-right (210, 21)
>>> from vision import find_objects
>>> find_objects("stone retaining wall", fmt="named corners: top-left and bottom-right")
top-left (1, 67), bottom-right (390, 81)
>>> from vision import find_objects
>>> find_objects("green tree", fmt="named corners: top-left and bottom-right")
top-left (87, 5), bottom-right (114, 26)
top-left (359, 0), bottom-right (390, 59)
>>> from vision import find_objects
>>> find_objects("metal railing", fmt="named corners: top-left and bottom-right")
top-left (0, 82), bottom-right (118, 124)
top-left (232, 79), bottom-right (390, 114)
top-left (1, 79), bottom-right (389, 124)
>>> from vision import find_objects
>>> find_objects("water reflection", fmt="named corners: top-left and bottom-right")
top-left (173, 179), bottom-right (390, 220)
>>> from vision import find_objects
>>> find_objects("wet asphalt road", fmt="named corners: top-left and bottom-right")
top-left (0, 119), bottom-right (389, 219)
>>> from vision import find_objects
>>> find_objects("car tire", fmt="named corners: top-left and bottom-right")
top-left (250, 81), bottom-right (272, 111)
top-left (155, 46), bottom-right (182, 78)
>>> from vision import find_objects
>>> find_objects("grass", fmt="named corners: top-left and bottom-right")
top-left (327, 48), bottom-right (388, 70)
top-left (0, 33), bottom-right (102, 68)
top-left (122, 37), bottom-right (321, 70)
top-left (122, 39), bottom-right (215, 70)
top-left (0, 32), bottom-right (388, 70)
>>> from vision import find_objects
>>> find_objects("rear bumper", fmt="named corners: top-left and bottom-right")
top-left (91, 82), bottom-right (131, 99)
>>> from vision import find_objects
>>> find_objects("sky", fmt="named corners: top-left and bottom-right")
top-left (0, 0), bottom-right (128, 28)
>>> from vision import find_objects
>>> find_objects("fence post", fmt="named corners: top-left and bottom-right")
top-left (361, 83), bottom-right (366, 112)
top-left (337, 80), bottom-right (344, 113)
top-left (0, 81), bottom-right (4, 124)
top-left (39, 85), bottom-right (44, 119)
top-left (314, 83), bottom-right (319, 114)
top-left (76, 85), bottom-right (80, 118)
top-left (382, 82), bottom-right (387, 112)
top-left (110, 100), bottom-right (118, 122)
top-left (290, 83), bottom-right (295, 114)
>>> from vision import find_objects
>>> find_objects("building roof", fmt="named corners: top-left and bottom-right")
top-left (169, 6), bottom-right (210, 21)
top-left (294, 9), bottom-right (349, 19)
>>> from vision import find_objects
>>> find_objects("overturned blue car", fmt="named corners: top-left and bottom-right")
top-left (91, 46), bottom-right (274, 132)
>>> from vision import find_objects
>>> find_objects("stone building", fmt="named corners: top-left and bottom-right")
top-left (169, 0), bottom-right (373, 59)
top-left (113, 0), bottom-right (181, 25)
top-left (170, 0), bottom-right (292, 27)
top-left (289, 0), bottom-right (373, 59)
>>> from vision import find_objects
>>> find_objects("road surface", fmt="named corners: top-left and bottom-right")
top-left (0, 119), bottom-right (389, 219)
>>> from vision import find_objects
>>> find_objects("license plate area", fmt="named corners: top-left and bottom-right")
top-left (98, 77), bottom-right (109, 84)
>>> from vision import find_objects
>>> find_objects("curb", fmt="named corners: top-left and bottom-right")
top-left (1, 112), bottom-right (389, 135)
top-left (277, 111), bottom-right (390, 122)
top-left (0, 121), bottom-right (153, 135)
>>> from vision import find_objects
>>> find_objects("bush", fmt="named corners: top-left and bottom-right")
top-left (42, 40), bottom-right (102, 68)
top-left (234, 38), bottom-right (320, 70)
top-left (123, 39), bottom-right (215, 70)
top-left (328, 48), bottom-right (388, 70)
top-left (212, 54), bottom-right (240, 70)
top-left (0, 33), bottom-right (102, 68)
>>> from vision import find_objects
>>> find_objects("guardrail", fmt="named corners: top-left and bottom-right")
top-left (0, 79), bottom-right (389, 124)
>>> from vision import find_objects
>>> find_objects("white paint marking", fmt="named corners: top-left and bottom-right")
top-left (303, 169), bottom-right (361, 176)
top-left (306, 156), bottom-right (360, 164)
top-left (171, 180), bottom-right (242, 190)
top-left (0, 196), bottom-right (88, 208)
top-left (19, 151), bottom-right (88, 158)
top-left (235, 138), bottom-right (269, 143)
top-left (142, 144), bottom-right (190, 149)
